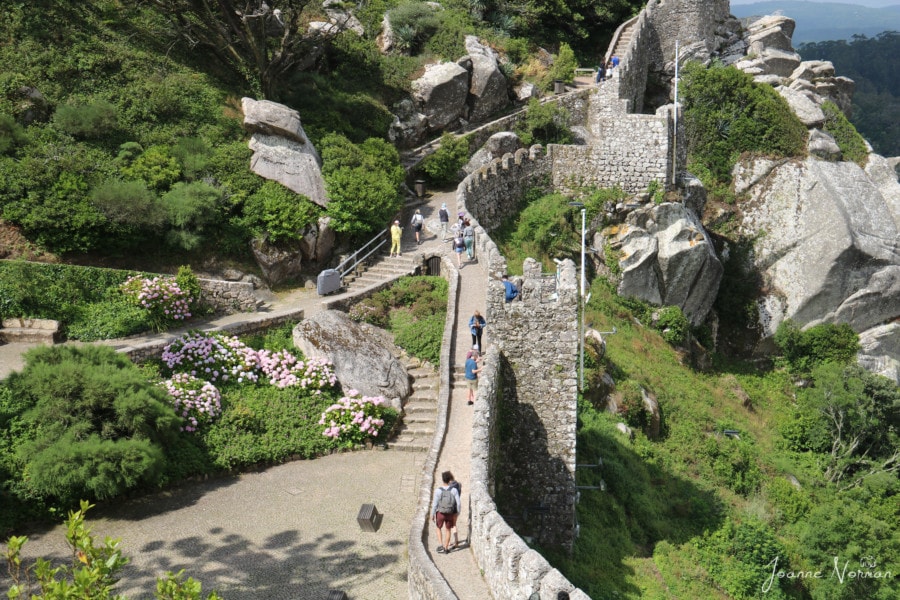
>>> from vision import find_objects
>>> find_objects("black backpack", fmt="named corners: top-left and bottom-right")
top-left (436, 485), bottom-right (457, 514)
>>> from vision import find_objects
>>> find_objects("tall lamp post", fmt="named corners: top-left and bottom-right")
top-left (568, 202), bottom-right (586, 390)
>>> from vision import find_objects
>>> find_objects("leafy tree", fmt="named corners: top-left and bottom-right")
top-left (681, 62), bottom-right (807, 185)
top-left (146, 0), bottom-right (345, 99)
top-left (53, 99), bottom-right (118, 139)
top-left (121, 145), bottom-right (182, 192)
top-left (3, 346), bottom-right (180, 505)
top-left (5, 501), bottom-right (221, 599)
top-left (242, 181), bottom-right (321, 243)
top-left (773, 319), bottom-right (860, 373)
top-left (321, 134), bottom-right (404, 237)
top-left (0, 113), bottom-right (26, 154)
top-left (90, 179), bottom-right (167, 230)
top-left (787, 363), bottom-right (900, 488)
top-left (420, 133), bottom-right (470, 185)
top-left (160, 181), bottom-right (226, 250)
top-left (517, 97), bottom-right (573, 145)
top-left (548, 42), bottom-right (578, 85)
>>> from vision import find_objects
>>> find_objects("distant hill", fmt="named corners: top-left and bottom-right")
top-left (730, 1), bottom-right (900, 42)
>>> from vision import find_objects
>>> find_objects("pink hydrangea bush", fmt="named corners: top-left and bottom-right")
top-left (256, 350), bottom-right (337, 392)
top-left (162, 373), bottom-right (222, 432)
top-left (121, 275), bottom-right (194, 331)
top-left (319, 390), bottom-right (388, 448)
top-left (162, 332), bottom-right (260, 383)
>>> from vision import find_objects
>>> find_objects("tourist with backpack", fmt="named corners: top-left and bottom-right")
top-left (463, 222), bottom-right (475, 260)
top-left (432, 470), bottom-right (461, 554)
top-left (410, 209), bottom-right (425, 245)
top-left (438, 203), bottom-right (450, 240)
top-left (452, 232), bottom-right (466, 268)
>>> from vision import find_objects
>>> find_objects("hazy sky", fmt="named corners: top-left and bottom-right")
top-left (730, 0), bottom-right (899, 5)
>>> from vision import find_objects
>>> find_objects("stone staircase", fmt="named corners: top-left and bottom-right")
top-left (390, 357), bottom-right (439, 452)
top-left (342, 252), bottom-right (418, 295)
top-left (610, 22), bottom-right (635, 61)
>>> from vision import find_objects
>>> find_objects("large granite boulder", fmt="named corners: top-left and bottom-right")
top-left (250, 238), bottom-right (304, 285)
top-left (242, 98), bottom-right (328, 207)
top-left (463, 132), bottom-right (521, 175)
top-left (412, 62), bottom-right (470, 131)
top-left (735, 156), bottom-right (900, 378)
top-left (242, 98), bottom-right (309, 142)
top-left (807, 128), bottom-right (841, 160)
top-left (299, 216), bottom-right (336, 264)
top-left (388, 98), bottom-right (428, 148)
top-left (293, 310), bottom-right (412, 400)
top-left (604, 203), bottom-right (723, 325)
top-left (463, 36), bottom-right (509, 122)
top-left (247, 134), bottom-right (329, 207)
top-left (776, 86), bottom-right (824, 127)
top-left (857, 323), bottom-right (900, 384)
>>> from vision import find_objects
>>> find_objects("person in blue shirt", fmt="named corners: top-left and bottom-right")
top-left (502, 274), bottom-right (519, 303)
top-left (465, 350), bottom-right (481, 405)
top-left (469, 310), bottom-right (485, 350)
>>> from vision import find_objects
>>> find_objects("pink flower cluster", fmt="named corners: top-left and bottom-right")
top-left (162, 373), bottom-right (222, 432)
top-left (121, 275), bottom-right (193, 322)
top-left (257, 350), bottom-right (337, 392)
top-left (319, 389), bottom-right (387, 447)
top-left (162, 332), bottom-right (260, 384)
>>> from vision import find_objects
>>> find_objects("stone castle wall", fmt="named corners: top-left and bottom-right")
top-left (198, 278), bottom-right (261, 314)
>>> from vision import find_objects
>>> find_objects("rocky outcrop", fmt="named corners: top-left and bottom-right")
top-left (603, 202), bottom-right (723, 326)
top-left (462, 36), bottom-right (509, 122)
top-left (412, 62), bottom-right (470, 131)
top-left (733, 16), bottom-right (855, 118)
top-left (293, 310), bottom-right (412, 401)
top-left (463, 132), bottom-right (520, 175)
top-left (735, 156), bottom-right (900, 381)
top-left (242, 98), bottom-right (328, 207)
top-left (858, 322), bottom-right (900, 384)
top-left (250, 238), bottom-right (304, 285)
top-left (807, 128), bottom-right (842, 160)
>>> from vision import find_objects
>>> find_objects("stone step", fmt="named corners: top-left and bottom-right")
top-left (404, 411), bottom-right (436, 424)
top-left (411, 380), bottom-right (438, 391)
top-left (404, 401), bottom-right (436, 414)
top-left (396, 422), bottom-right (435, 436)
top-left (408, 389), bottom-right (438, 401)
top-left (0, 328), bottom-right (57, 344)
top-left (388, 437), bottom-right (430, 452)
top-left (408, 367), bottom-right (436, 378)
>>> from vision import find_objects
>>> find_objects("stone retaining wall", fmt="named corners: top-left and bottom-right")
top-left (198, 278), bottom-right (261, 314)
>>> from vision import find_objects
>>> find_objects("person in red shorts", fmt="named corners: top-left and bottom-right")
top-left (431, 470), bottom-right (461, 554)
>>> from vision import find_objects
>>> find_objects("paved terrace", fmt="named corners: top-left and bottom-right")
top-left (0, 187), bottom-right (494, 599)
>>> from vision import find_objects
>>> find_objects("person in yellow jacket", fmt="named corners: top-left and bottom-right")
top-left (390, 220), bottom-right (402, 257)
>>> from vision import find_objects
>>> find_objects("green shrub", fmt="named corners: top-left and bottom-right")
top-left (121, 144), bottom-right (182, 191)
top-left (421, 133), bottom-right (470, 184)
top-left (516, 98), bottom-right (573, 145)
top-left (494, 191), bottom-right (579, 270)
top-left (392, 311), bottom-right (445, 365)
top-left (697, 518), bottom-right (789, 599)
top-left (766, 477), bottom-right (811, 524)
top-left (387, 1), bottom-right (441, 54)
top-left (243, 181), bottom-right (321, 243)
top-left (547, 42), bottom-right (578, 85)
top-left (3, 345), bottom-right (180, 505)
top-left (66, 298), bottom-right (152, 341)
top-left (53, 99), bottom-right (118, 138)
top-left (822, 100), bottom-right (868, 166)
top-left (424, 8), bottom-right (475, 60)
top-left (503, 37), bottom-right (530, 64)
top-left (654, 306), bottom-right (689, 347)
top-left (172, 136), bottom-right (212, 180)
top-left (681, 62), bottom-right (807, 185)
top-left (0, 113), bottom-right (26, 154)
top-left (773, 319), bottom-right (860, 372)
top-left (90, 178), bottom-right (167, 229)
top-left (321, 134), bottom-right (404, 237)
top-left (160, 181), bottom-right (225, 250)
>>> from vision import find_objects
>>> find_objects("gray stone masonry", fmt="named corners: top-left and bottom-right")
top-left (486, 259), bottom-right (579, 549)
top-left (198, 278), bottom-right (261, 314)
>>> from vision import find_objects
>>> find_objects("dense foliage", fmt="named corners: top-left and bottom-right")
top-left (680, 62), bottom-right (808, 189)
top-left (773, 319), bottom-right (860, 373)
top-left (516, 98), bottom-right (574, 146)
top-left (0, 261), bottom-right (204, 340)
top-left (420, 133), bottom-right (471, 185)
top-left (540, 276), bottom-right (900, 600)
top-left (798, 32), bottom-right (900, 156)
top-left (1, 346), bottom-right (181, 506)
top-left (821, 100), bottom-right (869, 165)
top-left (349, 276), bottom-right (448, 365)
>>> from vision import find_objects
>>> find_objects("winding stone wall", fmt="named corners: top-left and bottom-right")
top-left (198, 278), bottom-right (261, 314)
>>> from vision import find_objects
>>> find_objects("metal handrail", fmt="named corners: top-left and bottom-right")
top-left (334, 228), bottom-right (389, 279)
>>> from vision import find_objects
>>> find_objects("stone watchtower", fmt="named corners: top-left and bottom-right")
top-left (485, 258), bottom-right (580, 549)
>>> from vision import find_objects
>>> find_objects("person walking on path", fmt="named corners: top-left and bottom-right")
top-left (389, 220), bottom-right (402, 257)
top-left (611, 54), bottom-right (620, 71)
top-left (463, 221), bottom-right (475, 260)
top-left (465, 349), bottom-right (481, 405)
top-left (469, 310), bottom-right (485, 351)
top-left (411, 209), bottom-right (425, 245)
top-left (595, 64), bottom-right (605, 84)
top-left (446, 473), bottom-right (462, 550)
top-left (431, 471), bottom-right (461, 554)
top-left (452, 232), bottom-right (466, 268)
top-left (439, 203), bottom-right (450, 240)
